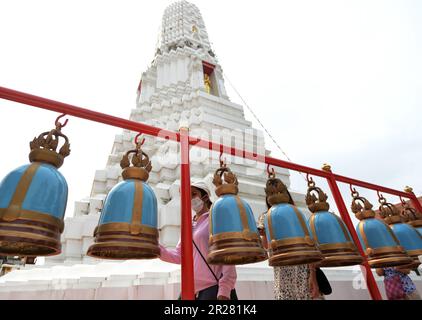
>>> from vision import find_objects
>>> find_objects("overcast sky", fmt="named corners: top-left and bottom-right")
top-left (1, 0), bottom-right (421, 220)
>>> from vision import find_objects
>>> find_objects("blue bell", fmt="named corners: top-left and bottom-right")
top-left (306, 180), bottom-right (363, 267)
top-left (0, 120), bottom-right (70, 257)
top-left (352, 191), bottom-right (413, 268)
top-left (379, 198), bottom-right (422, 269)
top-left (208, 164), bottom-right (267, 265)
top-left (263, 173), bottom-right (323, 267)
top-left (87, 138), bottom-right (159, 260)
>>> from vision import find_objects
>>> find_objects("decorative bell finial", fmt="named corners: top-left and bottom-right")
top-left (378, 195), bottom-right (422, 269)
top-left (401, 200), bottom-right (422, 235)
top-left (351, 189), bottom-right (412, 268)
top-left (262, 171), bottom-right (323, 267)
top-left (87, 134), bottom-right (159, 260)
top-left (212, 162), bottom-right (239, 197)
top-left (404, 186), bottom-right (414, 194)
top-left (207, 158), bottom-right (267, 265)
top-left (119, 136), bottom-right (152, 182)
top-left (28, 114), bottom-right (71, 169)
top-left (0, 114), bottom-right (70, 256)
top-left (305, 178), bottom-right (330, 212)
top-left (265, 169), bottom-right (291, 206)
top-left (321, 163), bottom-right (332, 172)
top-left (378, 194), bottom-right (402, 225)
top-left (306, 178), bottom-right (363, 267)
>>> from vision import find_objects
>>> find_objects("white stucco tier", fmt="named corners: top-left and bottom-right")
top-left (0, 260), bottom-right (422, 300)
top-left (1, 260), bottom-right (421, 300)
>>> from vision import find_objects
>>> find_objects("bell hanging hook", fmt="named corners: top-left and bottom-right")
top-left (135, 133), bottom-right (146, 147)
top-left (55, 114), bottom-right (69, 130)
top-left (399, 196), bottom-right (408, 206)
top-left (350, 185), bottom-right (359, 198)
top-left (267, 164), bottom-right (275, 178)
top-left (219, 150), bottom-right (226, 168)
top-left (377, 191), bottom-right (387, 204)
top-left (306, 173), bottom-right (315, 187)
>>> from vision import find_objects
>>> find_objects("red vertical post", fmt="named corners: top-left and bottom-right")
top-left (180, 126), bottom-right (195, 300)
top-left (322, 165), bottom-right (383, 301)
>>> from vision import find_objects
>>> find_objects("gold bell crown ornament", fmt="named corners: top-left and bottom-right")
top-left (0, 115), bottom-right (71, 256)
top-left (400, 198), bottom-right (422, 236)
top-left (87, 135), bottom-right (159, 260)
top-left (306, 178), bottom-right (363, 267)
top-left (207, 160), bottom-right (267, 265)
top-left (351, 189), bottom-right (413, 268)
top-left (262, 171), bottom-right (323, 267)
top-left (378, 195), bottom-right (422, 269)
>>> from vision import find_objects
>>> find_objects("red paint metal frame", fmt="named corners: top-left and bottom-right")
top-left (325, 174), bottom-right (382, 300)
top-left (180, 127), bottom-right (195, 300)
top-left (1, 85), bottom-right (421, 300)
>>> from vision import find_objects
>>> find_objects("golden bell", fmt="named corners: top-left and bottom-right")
top-left (263, 174), bottom-right (323, 267)
top-left (208, 164), bottom-right (267, 265)
top-left (87, 138), bottom-right (159, 260)
top-left (306, 180), bottom-right (363, 267)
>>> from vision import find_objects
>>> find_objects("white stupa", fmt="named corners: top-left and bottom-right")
top-left (0, 1), bottom-right (419, 300)
top-left (45, 0), bottom-right (297, 267)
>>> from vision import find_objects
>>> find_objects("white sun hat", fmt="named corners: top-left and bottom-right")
top-left (191, 179), bottom-right (212, 198)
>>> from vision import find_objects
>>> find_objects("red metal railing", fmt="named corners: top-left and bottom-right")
top-left (1, 85), bottom-right (422, 300)
top-left (179, 127), bottom-right (195, 300)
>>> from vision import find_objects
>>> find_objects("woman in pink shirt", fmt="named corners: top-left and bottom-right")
top-left (159, 180), bottom-right (237, 300)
